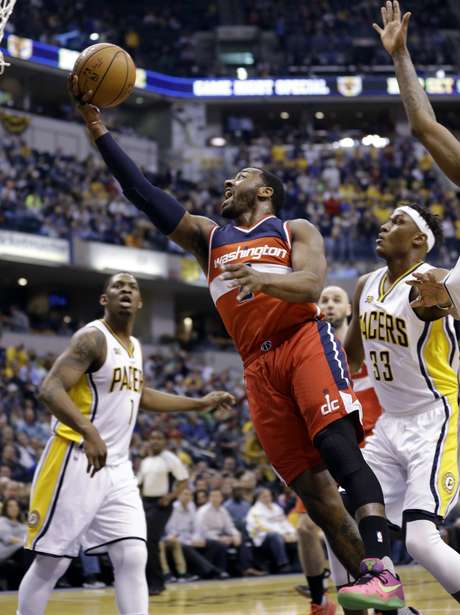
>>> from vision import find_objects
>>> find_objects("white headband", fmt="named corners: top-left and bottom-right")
top-left (394, 206), bottom-right (435, 253)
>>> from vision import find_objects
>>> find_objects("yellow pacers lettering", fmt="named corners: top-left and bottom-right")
top-left (110, 366), bottom-right (144, 393)
top-left (360, 311), bottom-right (408, 348)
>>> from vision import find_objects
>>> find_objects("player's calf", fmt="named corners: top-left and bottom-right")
top-left (313, 416), bottom-right (405, 609)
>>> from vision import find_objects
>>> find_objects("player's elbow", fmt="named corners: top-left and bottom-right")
top-left (306, 281), bottom-right (322, 303)
top-left (38, 378), bottom-right (56, 405)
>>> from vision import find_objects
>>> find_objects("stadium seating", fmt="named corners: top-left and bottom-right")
top-left (1, 134), bottom-right (458, 266)
top-left (9, 0), bottom-right (458, 76)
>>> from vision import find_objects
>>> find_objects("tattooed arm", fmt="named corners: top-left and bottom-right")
top-left (374, 1), bottom-right (460, 186)
top-left (38, 327), bottom-right (108, 476)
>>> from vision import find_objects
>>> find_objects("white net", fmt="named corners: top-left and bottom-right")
top-left (0, 0), bottom-right (17, 75)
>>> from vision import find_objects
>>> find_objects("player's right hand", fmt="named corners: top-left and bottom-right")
top-left (67, 74), bottom-right (101, 124)
top-left (83, 427), bottom-right (108, 477)
top-left (372, 0), bottom-right (411, 57)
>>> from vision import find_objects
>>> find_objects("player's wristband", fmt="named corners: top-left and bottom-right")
top-left (95, 132), bottom-right (185, 234)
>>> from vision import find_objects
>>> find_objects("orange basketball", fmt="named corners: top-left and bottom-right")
top-left (73, 43), bottom-right (136, 109)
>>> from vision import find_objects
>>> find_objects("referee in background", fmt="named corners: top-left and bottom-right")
top-left (138, 430), bottom-right (189, 595)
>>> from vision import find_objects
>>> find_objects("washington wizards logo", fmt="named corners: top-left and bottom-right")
top-left (261, 340), bottom-right (272, 352)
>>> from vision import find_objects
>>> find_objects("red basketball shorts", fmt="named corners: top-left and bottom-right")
top-left (244, 319), bottom-right (363, 485)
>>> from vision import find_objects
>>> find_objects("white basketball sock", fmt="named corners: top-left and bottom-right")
top-left (108, 539), bottom-right (148, 615)
top-left (17, 554), bottom-right (71, 615)
top-left (324, 536), bottom-right (353, 588)
top-left (405, 519), bottom-right (460, 595)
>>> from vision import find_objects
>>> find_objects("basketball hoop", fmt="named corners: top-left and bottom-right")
top-left (0, 0), bottom-right (17, 75)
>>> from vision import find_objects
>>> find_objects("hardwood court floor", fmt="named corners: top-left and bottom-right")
top-left (1, 566), bottom-right (460, 614)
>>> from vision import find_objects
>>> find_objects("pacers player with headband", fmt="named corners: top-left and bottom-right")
top-left (70, 77), bottom-right (407, 611)
top-left (336, 203), bottom-right (460, 608)
top-left (17, 272), bottom-right (234, 615)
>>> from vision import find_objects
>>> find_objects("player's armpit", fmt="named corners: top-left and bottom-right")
top-left (344, 274), bottom-right (369, 374)
top-left (169, 213), bottom-right (216, 272)
top-left (258, 219), bottom-right (326, 303)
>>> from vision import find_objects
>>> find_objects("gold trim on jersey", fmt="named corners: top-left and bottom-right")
top-left (55, 373), bottom-right (95, 442)
top-left (420, 320), bottom-right (459, 517)
top-left (422, 319), bottom-right (458, 399)
top-left (26, 436), bottom-right (71, 549)
top-left (377, 262), bottom-right (424, 302)
top-left (101, 319), bottom-right (134, 358)
top-left (434, 394), bottom-right (459, 517)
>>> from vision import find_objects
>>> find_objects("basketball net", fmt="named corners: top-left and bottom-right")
top-left (0, 0), bottom-right (17, 75)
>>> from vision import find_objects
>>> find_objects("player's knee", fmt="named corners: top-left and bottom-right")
top-left (314, 419), bottom-right (363, 484)
top-left (108, 539), bottom-right (147, 573)
top-left (404, 518), bottom-right (439, 562)
top-left (34, 554), bottom-right (71, 584)
top-left (297, 514), bottom-right (317, 539)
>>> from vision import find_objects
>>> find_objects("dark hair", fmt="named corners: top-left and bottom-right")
top-left (399, 201), bottom-right (444, 249)
top-left (259, 169), bottom-right (285, 214)
top-left (2, 497), bottom-right (20, 520)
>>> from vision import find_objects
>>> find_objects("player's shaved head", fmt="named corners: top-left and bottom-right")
top-left (319, 285), bottom-right (351, 329)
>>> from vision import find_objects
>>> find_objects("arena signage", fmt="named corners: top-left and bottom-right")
top-left (0, 231), bottom-right (70, 264)
top-left (3, 35), bottom-right (460, 100)
top-left (73, 240), bottom-right (168, 279)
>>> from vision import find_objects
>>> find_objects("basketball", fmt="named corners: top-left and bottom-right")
top-left (72, 43), bottom-right (136, 109)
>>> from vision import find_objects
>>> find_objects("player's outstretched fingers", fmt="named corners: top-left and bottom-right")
top-left (393, 0), bottom-right (401, 22)
top-left (386, 0), bottom-right (393, 21)
top-left (381, 5), bottom-right (388, 26)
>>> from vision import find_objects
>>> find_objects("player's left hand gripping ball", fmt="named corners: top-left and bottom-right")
top-left (221, 264), bottom-right (266, 302)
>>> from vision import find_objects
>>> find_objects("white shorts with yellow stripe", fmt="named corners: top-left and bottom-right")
top-left (26, 435), bottom-right (146, 557)
top-left (363, 396), bottom-right (459, 528)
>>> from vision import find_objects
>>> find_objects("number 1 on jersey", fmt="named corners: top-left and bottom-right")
top-left (128, 399), bottom-right (134, 425)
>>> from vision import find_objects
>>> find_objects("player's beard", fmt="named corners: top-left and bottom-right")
top-left (221, 191), bottom-right (255, 219)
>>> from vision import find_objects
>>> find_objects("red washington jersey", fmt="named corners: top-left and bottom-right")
top-left (207, 215), bottom-right (320, 366)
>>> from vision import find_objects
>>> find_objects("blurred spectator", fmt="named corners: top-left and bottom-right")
top-left (0, 497), bottom-right (32, 589)
top-left (224, 482), bottom-right (251, 533)
top-left (246, 489), bottom-right (297, 573)
top-left (165, 488), bottom-right (226, 580)
top-left (138, 430), bottom-right (189, 596)
top-left (195, 489), bottom-right (262, 576)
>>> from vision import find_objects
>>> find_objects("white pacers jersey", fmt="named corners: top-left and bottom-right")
top-left (359, 263), bottom-right (459, 415)
top-left (52, 319), bottom-right (143, 465)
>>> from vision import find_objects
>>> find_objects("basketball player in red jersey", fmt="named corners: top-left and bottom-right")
top-left (70, 76), bottom-right (405, 611)
top-left (293, 286), bottom-right (383, 608)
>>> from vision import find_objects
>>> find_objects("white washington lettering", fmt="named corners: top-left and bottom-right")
top-left (214, 244), bottom-right (287, 268)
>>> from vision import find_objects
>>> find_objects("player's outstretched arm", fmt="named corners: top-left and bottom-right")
top-left (344, 274), bottom-right (368, 374)
top-left (69, 76), bottom-right (215, 269)
top-left (222, 219), bottom-right (326, 303)
top-left (374, 1), bottom-right (460, 186)
top-left (140, 388), bottom-right (235, 413)
top-left (39, 327), bottom-right (108, 476)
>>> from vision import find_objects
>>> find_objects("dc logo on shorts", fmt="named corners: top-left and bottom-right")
top-left (261, 340), bottom-right (272, 352)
